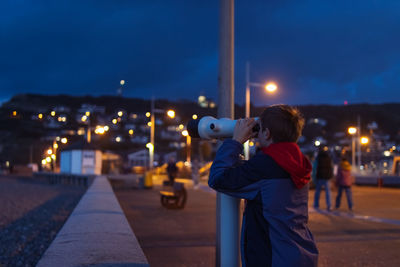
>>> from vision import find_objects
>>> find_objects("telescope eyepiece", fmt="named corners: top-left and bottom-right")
top-left (252, 123), bottom-right (260, 133)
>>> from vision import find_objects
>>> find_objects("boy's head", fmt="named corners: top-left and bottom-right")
top-left (258, 104), bottom-right (304, 146)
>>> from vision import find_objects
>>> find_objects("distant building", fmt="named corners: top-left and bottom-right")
top-left (198, 95), bottom-right (216, 108)
top-left (60, 141), bottom-right (102, 175)
top-left (127, 149), bottom-right (159, 168)
top-left (78, 104), bottom-right (106, 115)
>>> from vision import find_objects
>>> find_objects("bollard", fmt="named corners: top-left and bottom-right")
top-left (378, 177), bottom-right (383, 188)
top-left (144, 171), bottom-right (153, 189)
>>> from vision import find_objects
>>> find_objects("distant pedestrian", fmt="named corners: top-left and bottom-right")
top-left (335, 157), bottom-right (354, 211)
top-left (313, 149), bottom-right (334, 211)
top-left (191, 158), bottom-right (200, 189)
top-left (166, 157), bottom-right (178, 185)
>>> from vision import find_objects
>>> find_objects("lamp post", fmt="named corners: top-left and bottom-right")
top-left (244, 62), bottom-right (278, 159)
top-left (148, 97), bottom-right (175, 169)
top-left (348, 127), bottom-right (357, 169)
top-left (181, 130), bottom-right (191, 164)
top-left (360, 136), bottom-right (369, 169)
top-left (117, 80), bottom-right (125, 96)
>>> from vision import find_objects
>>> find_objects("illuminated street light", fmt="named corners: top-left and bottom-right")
top-left (112, 119), bottom-right (117, 124)
top-left (118, 111), bottom-right (123, 117)
top-left (167, 110), bottom-right (175, 119)
top-left (51, 111), bottom-right (56, 116)
top-left (179, 124), bottom-right (184, 130)
top-left (314, 140), bottom-right (321, 147)
top-left (384, 150), bottom-right (391, 157)
top-left (145, 112), bottom-right (151, 118)
top-left (265, 82), bottom-right (278, 93)
top-left (95, 126), bottom-right (105, 134)
top-left (181, 130), bottom-right (191, 163)
top-left (47, 149), bottom-right (53, 155)
top-left (115, 136), bottom-right (121, 142)
top-left (192, 114), bottom-right (198, 120)
top-left (146, 142), bottom-right (154, 169)
top-left (53, 143), bottom-right (58, 149)
top-left (38, 113), bottom-right (43, 119)
top-left (249, 141), bottom-right (254, 146)
top-left (348, 126), bottom-right (358, 167)
top-left (61, 137), bottom-right (68, 144)
top-left (129, 129), bottom-right (134, 135)
top-left (81, 115), bottom-right (88, 122)
top-left (120, 80), bottom-right (125, 86)
top-left (41, 159), bottom-right (47, 165)
top-left (147, 122), bottom-right (152, 127)
top-left (146, 143), bottom-right (154, 150)
top-left (360, 137), bottom-right (369, 145)
top-left (51, 154), bottom-right (56, 160)
top-left (104, 126), bottom-right (109, 131)
top-left (85, 111), bottom-right (90, 116)
top-left (348, 127), bottom-right (357, 135)
top-left (46, 157), bottom-right (51, 163)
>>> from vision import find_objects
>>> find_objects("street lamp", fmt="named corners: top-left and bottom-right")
top-left (360, 136), bottom-right (369, 145)
top-left (348, 126), bottom-right (357, 168)
top-left (148, 97), bottom-right (176, 169)
top-left (167, 110), bottom-right (175, 119)
top-left (182, 130), bottom-right (191, 164)
top-left (117, 80), bottom-right (125, 96)
top-left (244, 62), bottom-right (278, 159)
top-left (359, 136), bottom-right (369, 171)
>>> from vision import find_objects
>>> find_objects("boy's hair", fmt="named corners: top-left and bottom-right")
top-left (259, 104), bottom-right (305, 143)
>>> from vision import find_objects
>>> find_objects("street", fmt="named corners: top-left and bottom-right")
top-left (114, 179), bottom-right (400, 267)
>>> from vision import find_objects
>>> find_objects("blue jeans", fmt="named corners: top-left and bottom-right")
top-left (335, 186), bottom-right (353, 210)
top-left (314, 180), bottom-right (331, 209)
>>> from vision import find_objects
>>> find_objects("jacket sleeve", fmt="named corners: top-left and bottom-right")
top-left (208, 139), bottom-right (265, 200)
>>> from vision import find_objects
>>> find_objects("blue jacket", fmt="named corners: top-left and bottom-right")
top-left (209, 139), bottom-right (318, 267)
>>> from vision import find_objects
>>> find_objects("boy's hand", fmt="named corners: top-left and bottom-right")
top-left (233, 118), bottom-right (258, 144)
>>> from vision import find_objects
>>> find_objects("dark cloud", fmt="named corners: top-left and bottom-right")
top-left (1, 0), bottom-right (399, 105)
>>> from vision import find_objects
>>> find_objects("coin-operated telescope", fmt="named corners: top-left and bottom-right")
top-left (187, 116), bottom-right (260, 140)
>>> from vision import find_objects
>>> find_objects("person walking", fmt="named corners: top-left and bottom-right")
top-left (335, 157), bottom-right (354, 211)
top-left (313, 149), bottom-right (334, 211)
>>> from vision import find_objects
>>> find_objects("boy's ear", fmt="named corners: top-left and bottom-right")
top-left (265, 128), bottom-right (272, 140)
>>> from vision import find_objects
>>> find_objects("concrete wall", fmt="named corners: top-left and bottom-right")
top-left (37, 176), bottom-right (149, 267)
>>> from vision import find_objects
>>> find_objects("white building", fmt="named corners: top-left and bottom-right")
top-left (60, 141), bottom-right (102, 175)
top-left (127, 149), bottom-right (159, 168)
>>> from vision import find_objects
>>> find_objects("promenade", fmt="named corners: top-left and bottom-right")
top-left (115, 177), bottom-right (400, 267)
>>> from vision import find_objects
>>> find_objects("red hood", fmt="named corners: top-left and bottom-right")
top-left (261, 142), bottom-right (311, 189)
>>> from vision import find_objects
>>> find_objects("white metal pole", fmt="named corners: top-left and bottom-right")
top-left (244, 61), bottom-right (250, 160)
top-left (352, 136), bottom-right (355, 169)
top-left (357, 116), bottom-right (361, 170)
top-left (217, 0), bottom-right (240, 266)
top-left (150, 97), bottom-right (155, 169)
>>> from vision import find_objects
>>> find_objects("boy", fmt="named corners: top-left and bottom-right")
top-left (209, 104), bottom-right (318, 267)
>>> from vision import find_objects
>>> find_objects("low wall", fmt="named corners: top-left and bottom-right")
top-left (355, 175), bottom-right (400, 187)
top-left (36, 176), bottom-right (149, 267)
top-left (33, 172), bottom-right (95, 187)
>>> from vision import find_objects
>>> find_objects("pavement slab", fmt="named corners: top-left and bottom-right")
top-left (115, 182), bottom-right (400, 267)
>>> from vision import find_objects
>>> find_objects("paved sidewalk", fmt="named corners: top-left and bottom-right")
top-left (114, 181), bottom-right (400, 267)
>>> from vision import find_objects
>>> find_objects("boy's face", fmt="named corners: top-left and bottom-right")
top-left (257, 127), bottom-right (273, 147)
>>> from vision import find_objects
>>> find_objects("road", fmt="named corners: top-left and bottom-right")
top-left (114, 178), bottom-right (400, 267)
